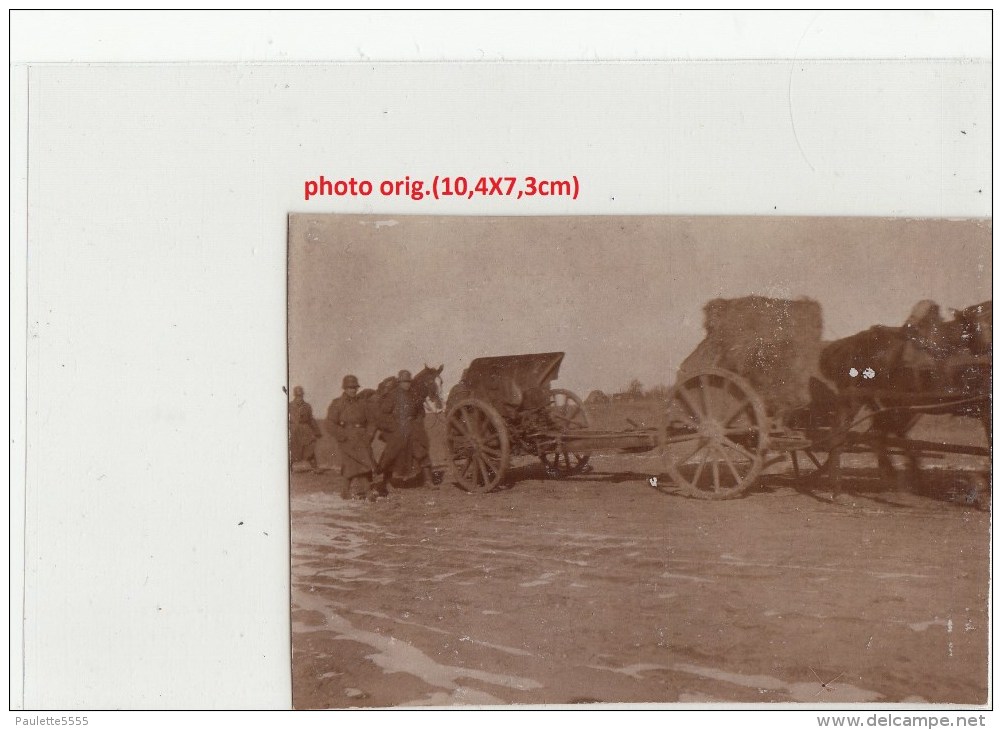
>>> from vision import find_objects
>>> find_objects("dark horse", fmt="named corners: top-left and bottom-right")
top-left (816, 300), bottom-right (991, 489)
top-left (359, 365), bottom-right (445, 410)
top-left (361, 364), bottom-right (444, 485)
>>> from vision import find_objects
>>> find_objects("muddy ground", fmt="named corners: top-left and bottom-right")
top-left (291, 410), bottom-right (990, 708)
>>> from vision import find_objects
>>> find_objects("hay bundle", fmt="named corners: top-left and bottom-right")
top-left (678, 296), bottom-right (824, 415)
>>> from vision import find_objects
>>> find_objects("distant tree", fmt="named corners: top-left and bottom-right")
top-left (626, 379), bottom-right (644, 400)
top-left (645, 384), bottom-right (672, 402)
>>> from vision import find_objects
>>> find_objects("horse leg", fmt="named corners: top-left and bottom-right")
top-left (873, 427), bottom-right (917, 494)
top-left (872, 427), bottom-right (896, 486)
top-left (895, 429), bottom-right (923, 495)
top-left (881, 412), bottom-right (921, 494)
top-left (829, 399), bottom-right (850, 499)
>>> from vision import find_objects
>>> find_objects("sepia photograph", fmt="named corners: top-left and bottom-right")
top-left (288, 214), bottom-right (991, 708)
top-left (11, 10), bottom-right (992, 718)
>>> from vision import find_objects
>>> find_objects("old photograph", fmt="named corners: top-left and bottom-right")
top-left (289, 214), bottom-right (990, 708)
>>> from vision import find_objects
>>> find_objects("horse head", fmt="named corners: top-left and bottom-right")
top-left (415, 363), bottom-right (445, 412)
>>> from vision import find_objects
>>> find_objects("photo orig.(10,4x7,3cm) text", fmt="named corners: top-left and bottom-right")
top-left (287, 214), bottom-right (990, 709)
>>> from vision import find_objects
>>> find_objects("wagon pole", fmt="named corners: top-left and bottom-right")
top-left (842, 433), bottom-right (990, 459)
top-left (838, 394), bottom-right (989, 432)
top-left (827, 392), bottom-right (990, 496)
top-left (836, 392), bottom-right (989, 458)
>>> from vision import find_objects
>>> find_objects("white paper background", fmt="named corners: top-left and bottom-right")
top-left (9, 10), bottom-right (993, 713)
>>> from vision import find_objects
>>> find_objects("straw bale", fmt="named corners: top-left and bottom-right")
top-left (678, 296), bottom-right (824, 414)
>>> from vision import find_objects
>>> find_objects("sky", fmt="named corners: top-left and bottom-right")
top-left (289, 215), bottom-right (991, 404)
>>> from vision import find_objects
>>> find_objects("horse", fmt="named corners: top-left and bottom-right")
top-left (817, 300), bottom-right (991, 491)
top-left (359, 364), bottom-right (444, 411)
top-left (943, 300), bottom-right (992, 437)
top-left (403, 363), bottom-right (445, 413)
top-left (368, 364), bottom-right (444, 485)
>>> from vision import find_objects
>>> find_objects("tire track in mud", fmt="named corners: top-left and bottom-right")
top-left (293, 589), bottom-right (541, 706)
top-left (291, 474), bottom-right (989, 706)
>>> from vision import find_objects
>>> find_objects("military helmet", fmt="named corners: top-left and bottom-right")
top-left (342, 374), bottom-right (360, 389)
top-left (292, 385), bottom-right (304, 396)
top-left (397, 369), bottom-right (412, 383)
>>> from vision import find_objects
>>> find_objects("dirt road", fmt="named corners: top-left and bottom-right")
top-left (291, 448), bottom-right (989, 708)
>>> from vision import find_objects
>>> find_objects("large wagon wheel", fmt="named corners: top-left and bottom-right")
top-left (445, 398), bottom-right (511, 493)
top-left (662, 368), bottom-right (768, 499)
top-left (540, 388), bottom-right (591, 477)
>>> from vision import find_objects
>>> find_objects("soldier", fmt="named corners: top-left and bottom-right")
top-left (288, 385), bottom-right (322, 471)
top-left (904, 299), bottom-right (945, 350)
top-left (327, 374), bottom-right (377, 500)
top-left (376, 369), bottom-right (434, 488)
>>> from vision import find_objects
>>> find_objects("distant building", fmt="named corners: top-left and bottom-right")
top-left (585, 389), bottom-right (610, 404)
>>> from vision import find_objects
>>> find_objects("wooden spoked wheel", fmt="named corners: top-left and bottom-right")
top-left (540, 388), bottom-right (591, 477)
top-left (662, 369), bottom-right (768, 499)
top-left (445, 398), bottom-right (511, 493)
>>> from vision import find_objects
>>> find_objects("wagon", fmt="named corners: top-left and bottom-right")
top-left (444, 352), bottom-right (658, 492)
top-left (656, 297), bottom-right (990, 501)
top-left (442, 352), bottom-right (774, 495)
top-left (444, 300), bottom-right (991, 500)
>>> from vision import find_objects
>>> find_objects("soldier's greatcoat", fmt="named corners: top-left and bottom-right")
top-left (288, 398), bottom-right (322, 462)
top-left (377, 389), bottom-right (431, 478)
top-left (327, 393), bottom-right (376, 478)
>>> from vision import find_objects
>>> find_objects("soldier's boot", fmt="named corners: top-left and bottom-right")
top-left (342, 475), bottom-right (361, 500)
top-left (372, 472), bottom-right (390, 497)
top-left (383, 469), bottom-right (397, 491)
top-left (421, 466), bottom-right (434, 487)
top-left (352, 476), bottom-right (372, 500)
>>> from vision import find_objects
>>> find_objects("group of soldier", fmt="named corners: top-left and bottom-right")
top-left (288, 371), bottom-right (434, 501)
